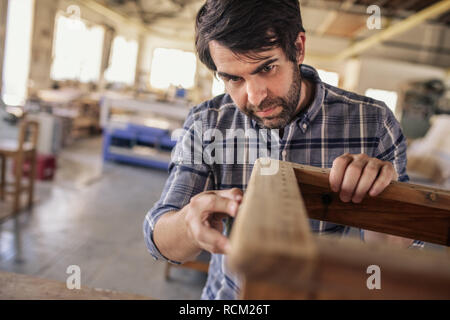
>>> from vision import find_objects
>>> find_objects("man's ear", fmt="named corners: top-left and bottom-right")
top-left (294, 32), bottom-right (306, 65)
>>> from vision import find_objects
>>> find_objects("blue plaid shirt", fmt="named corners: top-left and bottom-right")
top-left (143, 64), bottom-right (422, 300)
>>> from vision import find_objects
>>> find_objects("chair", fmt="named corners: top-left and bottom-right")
top-left (0, 120), bottom-right (39, 216)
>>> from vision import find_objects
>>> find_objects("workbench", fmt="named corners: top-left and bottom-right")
top-left (99, 96), bottom-right (189, 129)
top-left (100, 96), bottom-right (187, 170)
top-left (0, 271), bottom-right (152, 300)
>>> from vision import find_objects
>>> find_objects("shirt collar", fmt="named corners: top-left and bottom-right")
top-left (249, 64), bottom-right (326, 133)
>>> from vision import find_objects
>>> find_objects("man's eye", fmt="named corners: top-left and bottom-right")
top-left (229, 77), bottom-right (242, 83)
top-left (262, 65), bottom-right (275, 73)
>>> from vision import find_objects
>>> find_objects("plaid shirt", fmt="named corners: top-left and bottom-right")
top-left (143, 64), bottom-right (422, 300)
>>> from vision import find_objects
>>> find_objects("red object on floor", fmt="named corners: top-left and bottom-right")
top-left (14, 154), bottom-right (57, 181)
top-left (36, 154), bottom-right (57, 180)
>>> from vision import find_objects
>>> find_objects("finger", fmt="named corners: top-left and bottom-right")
top-left (351, 160), bottom-right (381, 203)
top-left (329, 153), bottom-right (353, 192)
top-left (216, 188), bottom-right (244, 202)
top-left (185, 207), bottom-right (225, 253)
top-left (369, 163), bottom-right (395, 197)
top-left (194, 222), bottom-right (230, 254)
top-left (191, 194), bottom-right (240, 218)
top-left (339, 157), bottom-right (368, 202)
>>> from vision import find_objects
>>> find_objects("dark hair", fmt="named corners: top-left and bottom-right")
top-left (195, 0), bottom-right (305, 72)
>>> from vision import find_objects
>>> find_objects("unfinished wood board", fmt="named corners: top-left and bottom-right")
top-left (227, 158), bottom-right (450, 299)
top-left (323, 12), bottom-right (367, 38)
top-left (228, 159), bottom-right (317, 286)
top-left (165, 261), bottom-right (209, 280)
top-left (292, 163), bottom-right (450, 245)
top-left (0, 271), bottom-right (152, 300)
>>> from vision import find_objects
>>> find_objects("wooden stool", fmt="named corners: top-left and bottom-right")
top-left (0, 120), bottom-right (39, 216)
top-left (165, 250), bottom-right (210, 280)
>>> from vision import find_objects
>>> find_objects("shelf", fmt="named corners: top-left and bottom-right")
top-left (100, 97), bottom-right (189, 129)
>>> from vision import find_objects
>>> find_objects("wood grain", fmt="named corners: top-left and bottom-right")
top-left (293, 163), bottom-right (450, 246)
top-left (0, 271), bottom-right (152, 300)
top-left (228, 159), bottom-right (317, 282)
top-left (293, 164), bottom-right (450, 211)
top-left (228, 158), bottom-right (450, 300)
top-left (300, 183), bottom-right (450, 246)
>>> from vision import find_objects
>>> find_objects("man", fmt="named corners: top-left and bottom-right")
top-left (144, 0), bottom-right (421, 299)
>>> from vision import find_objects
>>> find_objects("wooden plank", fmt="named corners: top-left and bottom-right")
top-left (0, 271), bottom-right (152, 300)
top-left (227, 159), bottom-right (450, 300)
top-left (299, 183), bottom-right (450, 245)
top-left (241, 237), bottom-right (450, 299)
top-left (180, 261), bottom-right (209, 273)
top-left (293, 165), bottom-right (450, 246)
top-left (227, 159), bottom-right (317, 280)
top-left (311, 236), bottom-right (450, 299)
top-left (241, 279), bottom-right (314, 300)
top-left (166, 261), bottom-right (209, 277)
top-left (292, 163), bottom-right (450, 211)
top-left (323, 12), bottom-right (367, 38)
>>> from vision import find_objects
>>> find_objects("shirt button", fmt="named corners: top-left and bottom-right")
top-left (302, 123), bottom-right (307, 130)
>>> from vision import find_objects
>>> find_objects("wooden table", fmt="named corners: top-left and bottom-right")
top-left (0, 271), bottom-right (152, 300)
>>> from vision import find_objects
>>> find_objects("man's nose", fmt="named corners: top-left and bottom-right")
top-left (246, 79), bottom-right (267, 107)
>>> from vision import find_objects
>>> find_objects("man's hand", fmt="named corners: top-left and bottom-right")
top-left (185, 188), bottom-right (243, 255)
top-left (329, 153), bottom-right (413, 248)
top-left (329, 153), bottom-right (397, 203)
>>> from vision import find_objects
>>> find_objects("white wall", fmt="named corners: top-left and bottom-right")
top-left (356, 57), bottom-right (446, 95)
top-left (305, 53), bottom-right (446, 96)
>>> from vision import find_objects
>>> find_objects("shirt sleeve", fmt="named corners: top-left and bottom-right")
top-left (373, 105), bottom-right (409, 182)
top-left (142, 106), bottom-right (215, 263)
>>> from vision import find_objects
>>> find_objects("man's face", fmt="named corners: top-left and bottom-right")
top-left (209, 41), bottom-right (302, 129)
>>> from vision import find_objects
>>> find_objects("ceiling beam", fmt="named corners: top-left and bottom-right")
top-left (75, 0), bottom-right (148, 32)
top-left (74, 0), bottom-right (194, 42)
top-left (302, 0), bottom-right (449, 25)
top-left (329, 0), bottom-right (450, 61)
top-left (315, 0), bottom-right (357, 35)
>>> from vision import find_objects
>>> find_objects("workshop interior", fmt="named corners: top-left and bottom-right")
top-left (0, 0), bottom-right (449, 300)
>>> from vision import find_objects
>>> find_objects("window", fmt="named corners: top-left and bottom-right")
top-left (2, 0), bottom-right (35, 106)
top-left (317, 69), bottom-right (340, 87)
top-left (150, 48), bottom-right (197, 90)
top-left (50, 14), bottom-right (104, 83)
top-left (212, 76), bottom-right (225, 97)
top-left (104, 36), bottom-right (138, 85)
top-left (365, 88), bottom-right (398, 113)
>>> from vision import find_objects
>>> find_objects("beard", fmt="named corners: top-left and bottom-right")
top-left (243, 64), bottom-right (302, 129)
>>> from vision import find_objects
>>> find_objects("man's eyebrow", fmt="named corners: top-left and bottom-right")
top-left (250, 58), bottom-right (278, 75)
top-left (216, 58), bottom-right (279, 80)
top-left (217, 71), bottom-right (239, 79)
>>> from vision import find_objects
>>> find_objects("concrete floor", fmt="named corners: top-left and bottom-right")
top-left (0, 136), bottom-right (207, 299)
